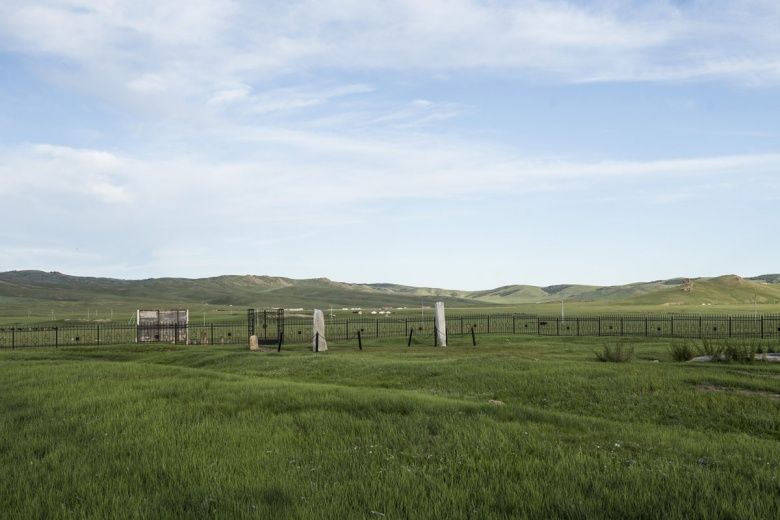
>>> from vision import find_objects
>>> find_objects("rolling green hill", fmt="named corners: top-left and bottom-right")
top-left (630, 275), bottom-right (780, 305)
top-left (1, 271), bottom-right (779, 316)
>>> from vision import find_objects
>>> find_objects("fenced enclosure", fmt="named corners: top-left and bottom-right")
top-left (0, 321), bottom-right (249, 349)
top-left (137, 309), bottom-right (189, 343)
top-left (280, 313), bottom-right (780, 344)
top-left (2, 311), bottom-right (780, 349)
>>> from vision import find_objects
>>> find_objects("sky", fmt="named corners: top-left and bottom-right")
top-left (1, 0), bottom-right (779, 290)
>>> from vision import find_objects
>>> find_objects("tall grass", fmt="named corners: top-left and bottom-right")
top-left (2, 337), bottom-right (780, 518)
top-left (594, 342), bottom-right (634, 362)
top-left (669, 341), bottom-right (697, 362)
top-left (679, 339), bottom-right (778, 363)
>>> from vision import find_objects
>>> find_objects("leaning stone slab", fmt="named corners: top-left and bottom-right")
top-left (313, 309), bottom-right (328, 352)
top-left (249, 335), bottom-right (259, 351)
top-left (689, 353), bottom-right (780, 363)
top-left (688, 355), bottom-right (716, 363)
top-left (434, 301), bottom-right (447, 347)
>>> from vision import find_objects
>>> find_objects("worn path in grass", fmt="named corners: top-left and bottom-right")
top-left (1, 336), bottom-right (779, 519)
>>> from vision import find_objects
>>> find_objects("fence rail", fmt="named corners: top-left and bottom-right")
top-left (281, 313), bottom-right (780, 344)
top-left (2, 312), bottom-right (780, 349)
top-left (0, 322), bottom-right (248, 349)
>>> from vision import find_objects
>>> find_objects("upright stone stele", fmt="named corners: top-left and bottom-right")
top-left (313, 309), bottom-right (328, 352)
top-left (249, 335), bottom-right (259, 351)
top-left (435, 301), bottom-right (447, 347)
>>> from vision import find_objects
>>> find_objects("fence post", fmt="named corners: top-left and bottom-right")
top-left (620, 317), bottom-right (624, 337)
top-left (512, 315), bottom-right (516, 334)
top-left (556, 317), bottom-right (560, 336)
top-left (315, 332), bottom-right (319, 352)
top-left (55, 326), bottom-right (58, 348)
top-left (376, 319), bottom-right (379, 338)
top-left (346, 320), bottom-right (349, 340)
top-left (598, 317), bottom-right (601, 336)
top-left (761, 316), bottom-right (764, 338)
top-left (96, 325), bottom-right (100, 345)
top-left (11, 328), bottom-right (14, 349)
top-left (576, 317), bottom-right (580, 336)
top-left (699, 316), bottom-right (702, 339)
top-left (461, 316), bottom-right (464, 335)
top-left (407, 329), bottom-right (414, 347)
top-left (537, 316), bottom-right (540, 335)
top-left (247, 308), bottom-right (255, 338)
top-left (644, 317), bottom-right (648, 337)
top-left (210, 324), bottom-right (214, 345)
top-left (434, 327), bottom-right (438, 347)
top-left (174, 323), bottom-right (178, 345)
top-left (357, 330), bottom-right (363, 350)
top-left (471, 327), bottom-right (477, 346)
top-left (671, 316), bottom-right (674, 338)
top-left (487, 315), bottom-right (491, 334)
top-left (728, 316), bottom-right (732, 338)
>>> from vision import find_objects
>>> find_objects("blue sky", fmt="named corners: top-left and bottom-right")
top-left (1, 0), bottom-right (779, 289)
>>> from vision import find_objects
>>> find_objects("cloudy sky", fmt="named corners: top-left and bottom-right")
top-left (1, 0), bottom-right (779, 289)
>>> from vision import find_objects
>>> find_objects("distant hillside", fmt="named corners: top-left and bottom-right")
top-left (630, 275), bottom-right (780, 305)
top-left (0, 270), bottom-right (779, 309)
top-left (0, 271), bottom-right (485, 309)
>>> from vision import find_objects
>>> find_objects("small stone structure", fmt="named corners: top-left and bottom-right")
top-left (434, 301), bottom-right (447, 347)
top-left (313, 309), bottom-right (328, 352)
top-left (249, 335), bottom-right (259, 351)
top-left (136, 309), bottom-right (188, 343)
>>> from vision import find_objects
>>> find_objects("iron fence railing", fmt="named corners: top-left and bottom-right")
top-left (282, 313), bottom-right (780, 344)
top-left (0, 322), bottom-right (248, 349)
top-left (1, 313), bottom-right (779, 349)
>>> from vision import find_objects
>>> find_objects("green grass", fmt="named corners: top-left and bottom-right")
top-left (1, 336), bottom-right (779, 518)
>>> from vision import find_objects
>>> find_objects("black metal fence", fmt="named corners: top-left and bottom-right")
top-left (281, 313), bottom-right (780, 344)
top-left (2, 313), bottom-right (779, 349)
top-left (0, 322), bottom-right (248, 349)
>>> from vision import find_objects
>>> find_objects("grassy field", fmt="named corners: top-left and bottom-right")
top-left (1, 336), bottom-right (779, 518)
top-left (4, 301), bottom-right (780, 327)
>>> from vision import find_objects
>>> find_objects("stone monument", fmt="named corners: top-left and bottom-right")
top-left (249, 335), bottom-right (259, 351)
top-left (434, 301), bottom-right (447, 347)
top-left (313, 309), bottom-right (328, 352)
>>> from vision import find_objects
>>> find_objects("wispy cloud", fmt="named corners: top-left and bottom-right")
top-left (3, 1), bottom-right (779, 92)
top-left (4, 142), bottom-right (779, 213)
top-left (1, 1), bottom-right (779, 283)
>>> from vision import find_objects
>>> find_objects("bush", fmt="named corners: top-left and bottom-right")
top-left (698, 339), bottom-right (725, 358)
top-left (692, 339), bottom-right (763, 363)
top-left (670, 341), bottom-right (696, 362)
top-left (595, 343), bottom-right (634, 363)
top-left (722, 341), bottom-right (759, 364)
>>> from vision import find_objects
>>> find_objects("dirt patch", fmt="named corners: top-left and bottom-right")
top-left (697, 384), bottom-right (780, 400)
top-left (726, 370), bottom-right (780, 380)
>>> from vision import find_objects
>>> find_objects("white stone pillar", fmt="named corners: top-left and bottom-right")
top-left (313, 309), bottom-right (328, 352)
top-left (435, 301), bottom-right (447, 347)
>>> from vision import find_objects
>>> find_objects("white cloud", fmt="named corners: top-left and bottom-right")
top-left (3, 142), bottom-right (779, 217)
top-left (128, 73), bottom-right (169, 93)
top-left (207, 84), bottom-right (251, 106)
top-left (2, 144), bottom-right (130, 205)
top-left (246, 83), bottom-right (373, 114)
top-left (2, 0), bottom-right (779, 102)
